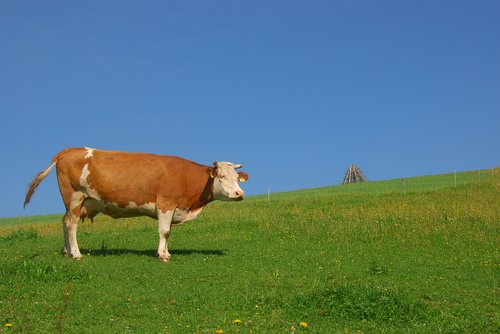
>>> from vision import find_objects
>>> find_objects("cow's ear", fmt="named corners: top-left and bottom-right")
top-left (238, 171), bottom-right (249, 182)
top-left (209, 166), bottom-right (217, 179)
top-left (209, 169), bottom-right (216, 179)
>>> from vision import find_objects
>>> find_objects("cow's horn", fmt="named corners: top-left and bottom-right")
top-left (234, 164), bottom-right (243, 169)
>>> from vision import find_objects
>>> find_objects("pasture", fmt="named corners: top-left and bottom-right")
top-left (0, 170), bottom-right (498, 333)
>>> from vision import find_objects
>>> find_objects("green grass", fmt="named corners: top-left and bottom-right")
top-left (0, 214), bottom-right (61, 228)
top-left (0, 169), bottom-right (498, 333)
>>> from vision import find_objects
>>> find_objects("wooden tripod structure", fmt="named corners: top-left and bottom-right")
top-left (343, 164), bottom-right (366, 184)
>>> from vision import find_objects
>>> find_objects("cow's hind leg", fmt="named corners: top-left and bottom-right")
top-left (157, 210), bottom-right (174, 262)
top-left (62, 213), bottom-right (82, 259)
top-left (63, 191), bottom-right (86, 259)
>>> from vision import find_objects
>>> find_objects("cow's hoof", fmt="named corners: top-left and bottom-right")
top-left (157, 252), bottom-right (171, 262)
top-left (70, 253), bottom-right (83, 260)
top-left (63, 248), bottom-right (82, 260)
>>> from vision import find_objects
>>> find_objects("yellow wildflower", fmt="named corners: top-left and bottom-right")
top-left (4, 323), bottom-right (13, 327)
top-left (215, 329), bottom-right (224, 334)
top-left (233, 319), bottom-right (241, 324)
top-left (299, 321), bottom-right (308, 328)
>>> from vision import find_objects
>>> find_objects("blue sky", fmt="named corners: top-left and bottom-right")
top-left (1, 1), bottom-right (498, 218)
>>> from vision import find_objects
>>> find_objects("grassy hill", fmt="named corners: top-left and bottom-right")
top-left (0, 169), bottom-right (498, 333)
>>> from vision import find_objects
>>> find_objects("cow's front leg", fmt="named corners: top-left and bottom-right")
top-left (157, 210), bottom-right (174, 262)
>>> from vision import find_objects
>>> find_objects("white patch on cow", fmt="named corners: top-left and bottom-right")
top-left (79, 164), bottom-right (90, 186)
top-left (186, 207), bottom-right (204, 220)
top-left (83, 198), bottom-right (157, 219)
top-left (157, 209), bottom-right (174, 262)
top-left (79, 164), bottom-right (101, 200)
top-left (84, 147), bottom-right (94, 159)
top-left (172, 207), bottom-right (204, 224)
top-left (126, 202), bottom-right (138, 209)
top-left (70, 191), bottom-right (86, 211)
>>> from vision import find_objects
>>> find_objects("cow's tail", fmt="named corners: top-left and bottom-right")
top-left (23, 149), bottom-right (69, 208)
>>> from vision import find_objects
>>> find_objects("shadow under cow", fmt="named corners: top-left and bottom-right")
top-left (78, 248), bottom-right (226, 258)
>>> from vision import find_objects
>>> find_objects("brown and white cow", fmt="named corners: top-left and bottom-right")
top-left (24, 148), bottom-right (249, 262)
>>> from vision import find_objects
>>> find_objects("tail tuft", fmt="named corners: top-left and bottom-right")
top-left (24, 161), bottom-right (56, 208)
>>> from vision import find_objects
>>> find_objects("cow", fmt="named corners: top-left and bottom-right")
top-left (23, 148), bottom-right (249, 262)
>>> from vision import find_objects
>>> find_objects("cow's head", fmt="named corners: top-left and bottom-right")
top-left (210, 161), bottom-right (249, 201)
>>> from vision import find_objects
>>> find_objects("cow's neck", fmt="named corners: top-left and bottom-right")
top-left (194, 175), bottom-right (215, 209)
